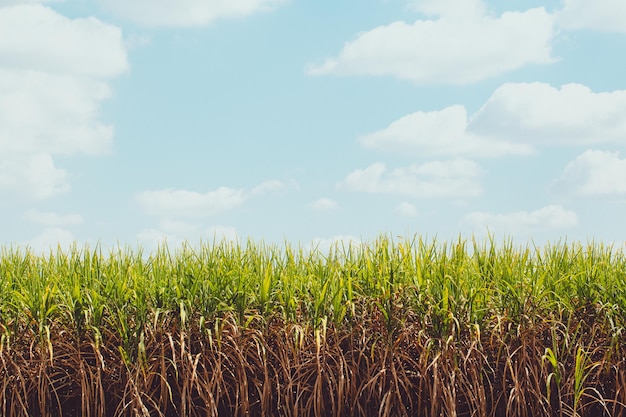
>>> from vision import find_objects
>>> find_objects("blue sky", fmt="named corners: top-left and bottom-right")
top-left (1, 0), bottom-right (626, 252)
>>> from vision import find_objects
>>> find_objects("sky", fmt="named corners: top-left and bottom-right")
top-left (1, 0), bottom-right (626, 253)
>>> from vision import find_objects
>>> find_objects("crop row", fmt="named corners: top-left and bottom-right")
top-left (1, 235), bottom-right (626, 416)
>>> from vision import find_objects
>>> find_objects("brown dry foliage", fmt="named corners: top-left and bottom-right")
top-left (1, 309), bottom-right (625, 417)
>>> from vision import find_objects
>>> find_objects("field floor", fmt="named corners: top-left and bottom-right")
top-left (1, 236), bottom-right (626, 416)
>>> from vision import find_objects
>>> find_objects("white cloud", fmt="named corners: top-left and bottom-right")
top-left (309, 235), bottom-right (363, 255)
top-left (469, 83), bottom-right (626, 146)
top-left (136, 181), bottom-right (282, 249)
top-left (307, 4), bottom-right (554, 84)
top-left (136, 228), bottom-right (184, 253)
top-left (362, 82), bottom-right (626, 159)
top-left (0, 5), bottom-right (127, 77)
top-left (312, 198), bottom-right (338, 211)
top-left (24, 209), bottom-right (83, 227)
top-left (26, 227), bottom-right (77, 253)
top-left (251, 180), bottom-right (286, 195)
top-left (394, 202), bottom-right (419, 217)
top-left (136, 223), bottom-right (239, 253)
top-left (0, 0), bottom-right (64, 6)
top-left (337, 160), bottom-right (483, 198)
top-left (409, 0), bottom-right (486, 18)
top-left (158, 219), bottom-right (203, 235)
top-left (124, 33), bottom-right (152, 50)
top-left (137, 180), bottom-right (285, 218)
top-left (464, 205), bottom-right (578, 234)
top-left (0, 70), bottom-right (115, 156)
top-left (98, 0), bottom-right (288, 27)
top-left (360, 105), bottom-right (533, 158)
top-left (0, 4), bottom-right (128, 200)
top-left (551, 150), bottom-right (626, 197)
top-left (557, 0), bottom-right (626, 32)
top-left (137, 187), bottom-right (247, 218)
top-left (205, 225), bottom-right (239, 243)
top-left (0, 153), bottom-right (69, 200)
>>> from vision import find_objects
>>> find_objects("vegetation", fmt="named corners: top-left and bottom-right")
top-left (1, 235), bottom-right (626, 416)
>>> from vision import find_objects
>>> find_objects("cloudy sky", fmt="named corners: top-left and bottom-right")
top-left (1, 0), bottom-right (626, 252)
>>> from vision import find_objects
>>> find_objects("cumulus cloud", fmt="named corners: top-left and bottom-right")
top-left (394, 202), bottom-right (419, 217)
top-left (0, 154), bottom-right (69, 200)
top-left (0, 70), bottom-right (115, 157)
top-left (0, 0), bottom-right (64, 6)
top-left (26, 227), bottom-right (77, 253)
top-left (408, 0), bottom-right (487, 18)
top-left (551, 150), bottom-right (626, 197)
top-left (98, 0), bottom-right (287, 27)
top-left (24, 209), bottom-right (83, 227)
top-left (469, 83), bottom-right (626, 146)
top-left (136, 180), bottom-right (284, 250)
top-left (362, 82), bottom-right (626, 160)
top-left (464, 205), bottom-right (579, 235)
top-left (136, 228), bottom-right (178, 252)
top-left (251, 180), bottom-right (286, 195)
top-left (557, 0), bottom-right (626, 32)
top-left (337, 160), bottom-right (483, 198)
top-left (359, 105), bottom-right (533, 158)
top-left (0, 5), bottom-right (127, 77)
top-left (0, 4), bottom-right (128, 200)
top-left (312, 198), bottom-right (338, 211)
top-left (137, 223), bottom-right (238, 253)
top-left (307, 2), bottom-right (554, 84)
top-left (137, 187), bottom-right (247, 218)
top-left (136, 180), bottom-right (285, 218)
top-left (309, 235), bottom-right (363, 255)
